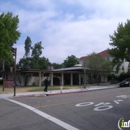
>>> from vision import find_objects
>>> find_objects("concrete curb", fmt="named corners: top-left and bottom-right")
top-left (0, 85), bottom-right (118, 99)
top-left (46, 90), bottom-right (88, 96)
top-left (16, 86), bottom-right (118, 98)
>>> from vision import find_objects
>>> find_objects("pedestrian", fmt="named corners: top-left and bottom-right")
top-left (44, 77), bottom-right (49, 92)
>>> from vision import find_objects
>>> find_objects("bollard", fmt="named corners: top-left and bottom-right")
top-left (60, 86), bottom-right (63, 93)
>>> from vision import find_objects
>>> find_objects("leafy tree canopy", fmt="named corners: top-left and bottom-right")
top-left (24, 36), bottom-right (32, 58)
top-left (83, 52), bottom-right (112, 75)
top-left (51, 63), bottom-right (63, 69)
top-left (31, 41), bottom-right (43, 58)
top-left (109, 19), bottom-right (130, 71)
top-left (17, 56), bottom-right (50, 70)
top-left (62, 55), bottom-right (79, 68)
top-left (17, 37), bottom-right (49, 70)
top-left (0, 12), bottom-right (20, 64)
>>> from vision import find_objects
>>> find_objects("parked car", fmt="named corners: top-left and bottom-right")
top-left (119, 78), bottom-right (130, 87)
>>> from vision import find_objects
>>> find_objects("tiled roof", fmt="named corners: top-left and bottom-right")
top-left (79, 50), bottom-right (111, 60)
top-left (99, 50), bottom-right (111, 57)
top-left (79, 56), bottom-right (86, 60)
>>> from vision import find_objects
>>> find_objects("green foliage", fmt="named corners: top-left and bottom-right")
top-left (31, 41), bottom-right (43, 58)
top-left (116, 72), bottom-right (130, 81)
top-left (83, 52), bottom-right (112, 74)
top-left (62, 55), bottom-right (79, 68)
top-left (108, 72), bottom-right (130, 83)
top-left (24, 36), bottom-right (32, 58)
top-left (0, 12), bottom-right (20, 65)
top-left (17, 56), bottom-right (50, 70)
top-left (51, 63), bottom-right (63, 69)
top-left (109, 19), bottom-right (130, 71)
top-left (17, 37), bottom-right (49, 70)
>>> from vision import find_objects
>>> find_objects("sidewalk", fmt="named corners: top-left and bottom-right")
top-left (0, 84), bottom-right (118, 99)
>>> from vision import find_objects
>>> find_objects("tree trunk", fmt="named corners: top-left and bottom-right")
top-left (2, 59), bottom-right (5, 71)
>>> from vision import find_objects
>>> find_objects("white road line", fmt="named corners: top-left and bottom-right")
top-left (113, 100), bottom-right (123, 104)
top-left (6, 99), bottom-right (79, 130)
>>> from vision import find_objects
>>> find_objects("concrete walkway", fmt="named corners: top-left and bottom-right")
top-left (0, 84), bottom-right (118, 99)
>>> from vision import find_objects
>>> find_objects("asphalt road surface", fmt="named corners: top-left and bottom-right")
top-left (0, 87), bottom-right (130, 130)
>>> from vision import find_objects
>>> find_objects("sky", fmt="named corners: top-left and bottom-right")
top-left (1, 0), bottom-right (130, 64)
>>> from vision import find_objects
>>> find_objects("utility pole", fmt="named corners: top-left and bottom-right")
top-left (12, 47), bottom-right (17, 96)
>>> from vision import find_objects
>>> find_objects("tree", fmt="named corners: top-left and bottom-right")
top-left (109, 19), bottom-right (130, 71)
top-left (24, 36), bottom-right (32, 58)
top-left (62, 55), bottom-right (79, 68)
top-left (17, 57), bottom-right (31, 71)
top-left (83, 53), bottom-right (112, 84)
top-left (31, 41), bottom-right (44, 58)
top-left (17, 56), bottom-right (50, 70)
top-left (31, 57), bottom-right (50, 69)
top-left (51, 63), bottom-right (63, 69)
top-left (17, 40), bottom-right (49, 70)
top-left (0, 12), bottom-right (20, 67)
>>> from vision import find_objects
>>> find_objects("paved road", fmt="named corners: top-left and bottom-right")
top-left (0, 87), bottom-right (130, 130)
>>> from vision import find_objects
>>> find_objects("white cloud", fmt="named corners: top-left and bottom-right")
top-left (39, 18), bottom-right (115, 63)
top-left (17, 9), bottom-right (58, 33)
top-left (1, 0), bottom-right (130, 64)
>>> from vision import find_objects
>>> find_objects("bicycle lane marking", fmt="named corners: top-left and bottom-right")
top-left (6, 99), bottom-right (79, 130)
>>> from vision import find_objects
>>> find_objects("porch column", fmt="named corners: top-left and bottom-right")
top-left (79, 73), bottom-right (81, 85)
top-left (104, 75), bottom-right (108, 82)
top-left (61, 73), bottom-right (64, 86)
top-left (50, 72), bottom-right (53, 87)
top-left (84, 69), bottom-right (87, 84)
top-left (101, 75), bottom-right (104, 82)
top-left (39, 72), bottom-right (41, 87)
top-left (86, 74), bottom-right (88, 81)
top-left (71, 73), bottom-right (73, 86)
